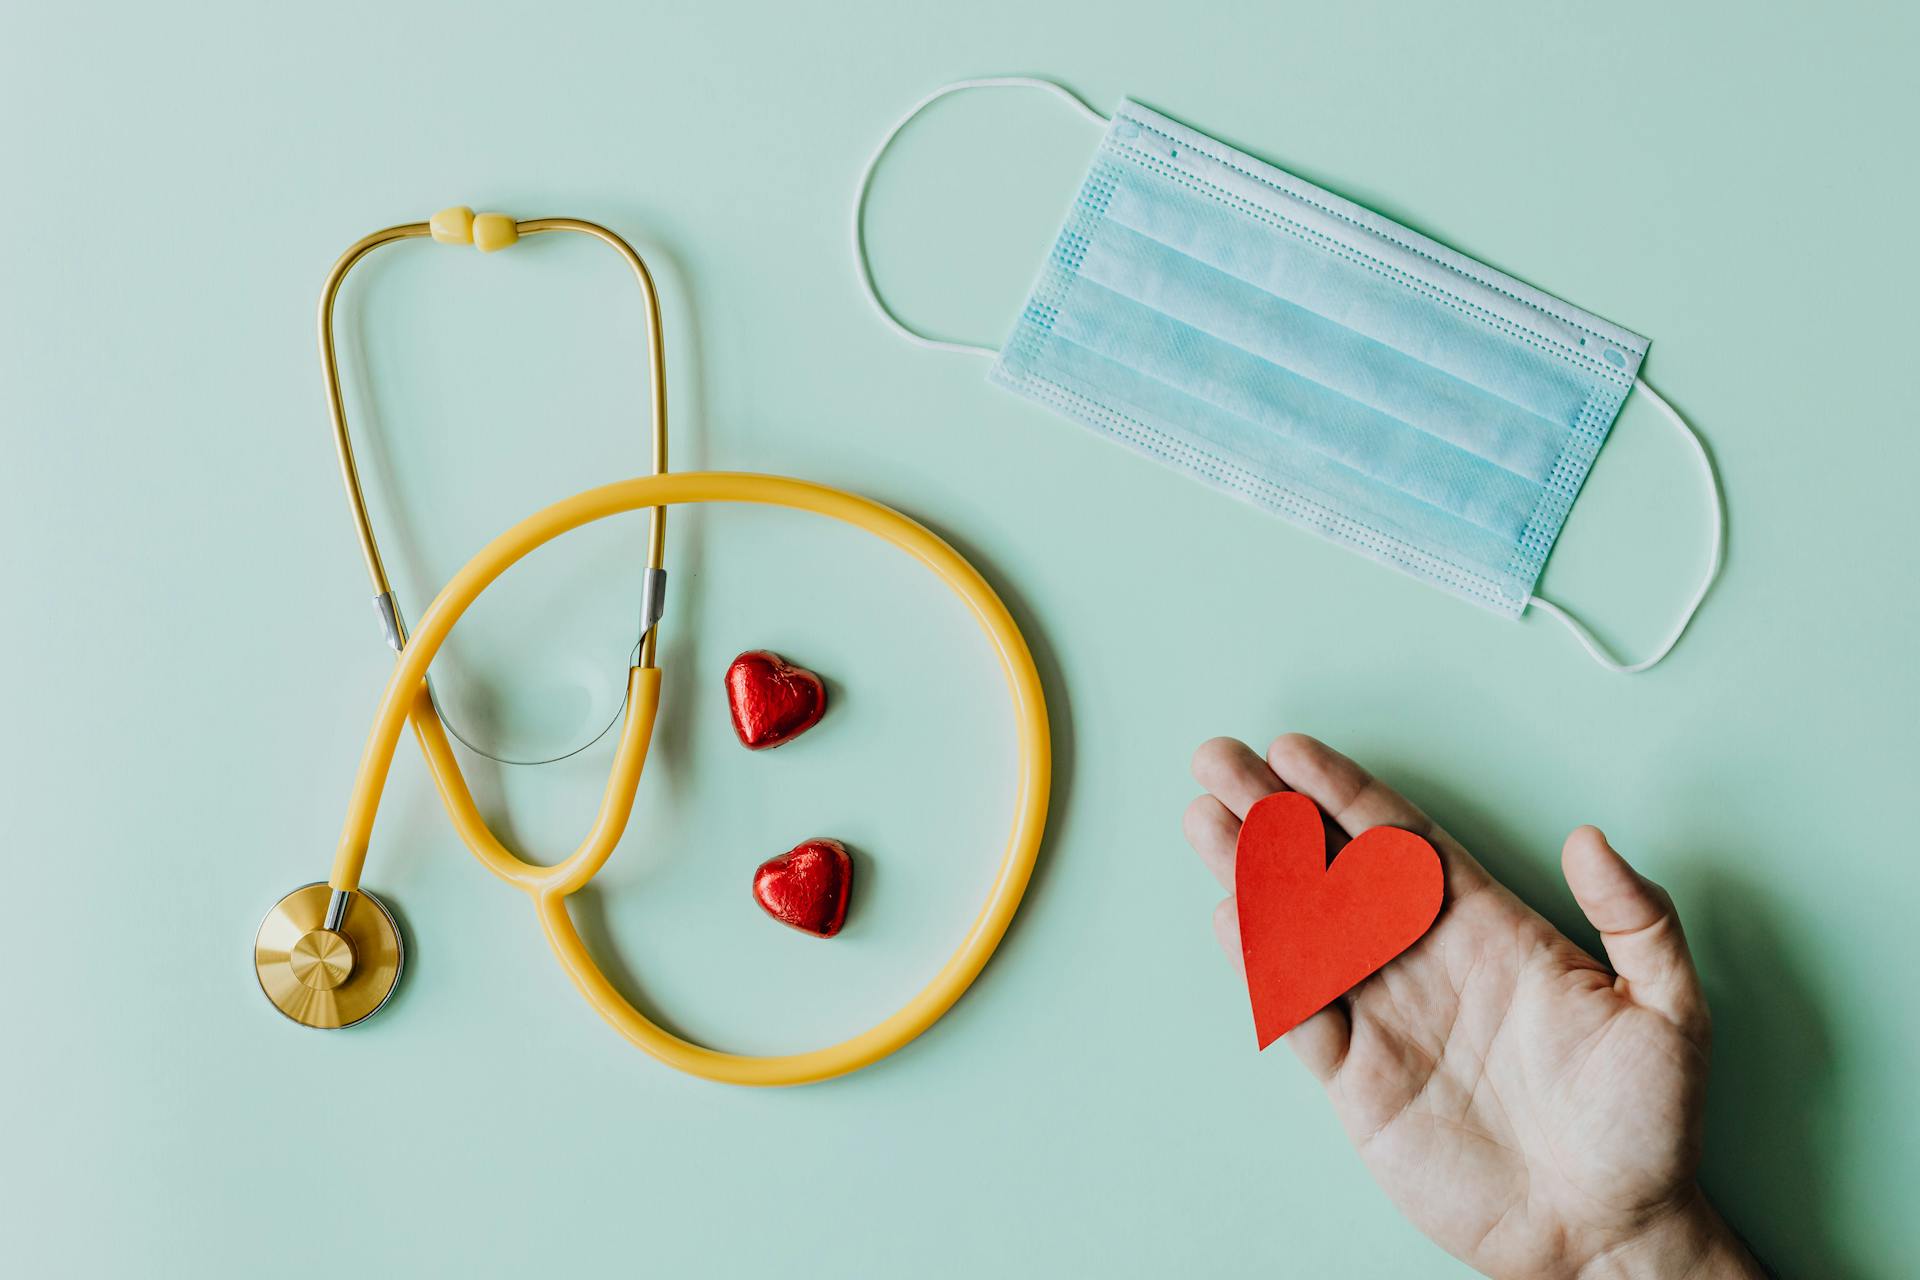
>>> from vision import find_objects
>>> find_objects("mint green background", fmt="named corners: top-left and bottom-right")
top-left (3, 2), bottom-right (1914, 1275)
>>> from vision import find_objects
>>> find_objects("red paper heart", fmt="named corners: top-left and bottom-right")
top-left (725, 650), bottom-right (826, 750)
top-left (753, 839), bottom-right (853, 937)
top-left (1236, 791), bottom-right (1444, 1049)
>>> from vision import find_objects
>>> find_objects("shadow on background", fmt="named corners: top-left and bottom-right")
top-left (1684, 866), bottom-right (1860, 1280)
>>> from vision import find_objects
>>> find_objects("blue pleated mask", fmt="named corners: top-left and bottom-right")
top-left (855, 79), bottom-right (1723, 672)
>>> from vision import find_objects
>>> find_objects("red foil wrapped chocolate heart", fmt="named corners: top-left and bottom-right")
top-left (725, 650), bottom-right (826, 749)
top-left (752, 839), bottom-right (853, 938)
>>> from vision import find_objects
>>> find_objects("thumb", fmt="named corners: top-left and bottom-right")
top-left (1561, 826), bottom-right (1710, 1047)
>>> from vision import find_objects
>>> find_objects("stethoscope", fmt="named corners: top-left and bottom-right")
top-left (253, 208), bottom-right (1050, 1086)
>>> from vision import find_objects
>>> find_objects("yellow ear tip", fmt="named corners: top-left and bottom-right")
top-left (472, 213), bottom-right (519, 253)
top-left (429, 206), bottom-right (475, 245)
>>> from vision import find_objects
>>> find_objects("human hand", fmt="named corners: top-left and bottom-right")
top-left (1184, 734), bottom-right (1766, 1280)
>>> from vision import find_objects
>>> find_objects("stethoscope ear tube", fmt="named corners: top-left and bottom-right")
top-left (317, 210), bottom-right (672, 759)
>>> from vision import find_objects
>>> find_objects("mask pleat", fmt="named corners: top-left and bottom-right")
top-left (1019, 322), bottom-right (1526, 579)
top-left (1052, 278), bottom-right (1544, 544)
top-left (1104, 168), bottom-right (1598, 436)
top-left (1079, 220), bottom-right (1569, 485)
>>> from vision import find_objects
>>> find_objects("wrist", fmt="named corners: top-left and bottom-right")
top-left (1572, 1189), bottom-right (1766, 1280)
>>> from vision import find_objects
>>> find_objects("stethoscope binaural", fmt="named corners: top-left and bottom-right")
top-left (254, 208), bottom-right (1050, 1086)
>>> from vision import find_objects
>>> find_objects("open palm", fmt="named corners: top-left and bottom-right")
top-left (1184, 735), bottom-right (1761, 1280)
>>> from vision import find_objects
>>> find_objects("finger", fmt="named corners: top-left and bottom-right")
top-left (1264, 733), bottom-right (1492, 894)
top-left (1191, 737), bottom-right (1288, 819)
top-left (1183, 794), bottom-right (1240, 890)
top-left (1287, 1004), bottom-right (1353, 1083)
top-left (1561, 826), bottom-right (1710, 1047)
top-left (1212, 896), bottom-right (1244, 974)
top-left (1213, 896), bottom-right (1352, 1082)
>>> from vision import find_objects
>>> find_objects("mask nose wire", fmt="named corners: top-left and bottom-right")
top-left (1528, 376), bottom-right (1726, 673)
top-left (852, 76), bottom-right (1108, 358)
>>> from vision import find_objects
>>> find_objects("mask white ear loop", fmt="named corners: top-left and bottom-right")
top-left (852, 76), bottom-right (1108, 359)
top-left (1528, 377), bottom-right (1724, 673)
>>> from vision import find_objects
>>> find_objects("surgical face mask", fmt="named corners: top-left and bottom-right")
top-left (853, 78), bottom-right (1723, 673)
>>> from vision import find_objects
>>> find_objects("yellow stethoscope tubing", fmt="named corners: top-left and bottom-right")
top-left (398, 669), bottom-right (660, 896)
top-left (328, 471), bottom-right (1051, 1086)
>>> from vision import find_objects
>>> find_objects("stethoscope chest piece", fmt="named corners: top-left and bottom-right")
top-left (254, 883), bottom-right (403, 1029)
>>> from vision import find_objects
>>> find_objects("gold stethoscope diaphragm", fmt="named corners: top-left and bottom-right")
top-left (255, 883), bottom-right (402, 1029)
top-left (256, 209), bottom-right (1051, 1085)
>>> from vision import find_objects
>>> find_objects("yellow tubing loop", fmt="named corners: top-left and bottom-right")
top-left (327, 472), bottom-right (1052, 1086)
